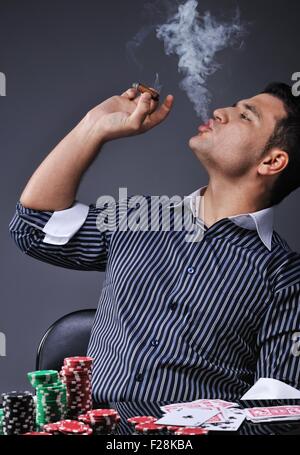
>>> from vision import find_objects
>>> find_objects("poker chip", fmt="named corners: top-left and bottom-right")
top-left (77, 414), bottom-right (91, 424)
top-left (79, 410), bottom-right (120, 435)
top-left (43, 422), bottom-right (62, 434)
top-left (59, 428), bottom-right (93, 436)
top-left (88, 409), bottom-right (120, 425)
top-left (1, 357), bottom-right (99, 436)
top-left (58, 420), bottom-right (91, 434)
top-left (64, 357), bottom-right (93, 367)
top-left (166, 425), bottom-right (182, 433)
top-left (28, 371), bottom-right (67, 427)
top-left (174, 427), bottom-right (209, 435)
top-left (60, 357), bottom-right (94, 418)
top-left (135, 422), bottom-right (166, 434)
top-left (127, 415), bottom-right (157, 426)
top-left (54, 419), bottom-right (93, 435)
top-left (88, 409), bottom-right (118, 418)
top-left (1, 391), bottom-right (35, 435)
top-left (27, 370), bottom-right (59, 388)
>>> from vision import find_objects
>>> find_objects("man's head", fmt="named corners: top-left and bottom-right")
top-left (189, 82), bottom-right (300, 206)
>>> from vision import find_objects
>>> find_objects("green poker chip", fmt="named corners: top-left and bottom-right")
top-left (27, 370), bottom-right (59, 387)
top-left (27, 370), bottom-right (67, 426)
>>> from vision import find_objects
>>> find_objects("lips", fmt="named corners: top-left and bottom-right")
top-left (198, 119), bottom-right (214, 133)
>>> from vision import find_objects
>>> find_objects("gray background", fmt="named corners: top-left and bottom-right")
top-left (1, 0), bottom-right (300, 392)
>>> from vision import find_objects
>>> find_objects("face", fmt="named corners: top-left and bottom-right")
top-left (189, 93), bottom-right (287, 178)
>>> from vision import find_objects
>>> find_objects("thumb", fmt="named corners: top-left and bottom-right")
top-left (128, 92), bottom-right (151, 130)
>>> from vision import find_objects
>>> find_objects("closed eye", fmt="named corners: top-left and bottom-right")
top-left (240, 112), bottom-right (251, 121)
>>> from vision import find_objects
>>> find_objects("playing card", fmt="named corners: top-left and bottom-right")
top-left (155, 407), bottom-right (219, 427)
top-left (202, 408), bottom-right (246, 431)
top-left (160, 399), bottom-right (237, 413)
top-left (190, 399), bottom-right (238, 409)
top-left (246, 416), bottom-right (300, 423)
top-left (205, 412), bottom-right (226, 424)
top-left (245, 405), bottom-right (300, 421)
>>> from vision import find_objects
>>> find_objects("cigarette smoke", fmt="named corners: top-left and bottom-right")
top-left (126, 0), bottom-right (248, 121)
top-left (156, 0), bottom-right (247, 120)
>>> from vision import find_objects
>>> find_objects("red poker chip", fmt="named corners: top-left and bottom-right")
top-left (64, 357), bottom-right (93, 367)
top-left (61, 368), bottom-right (92, 376)
top-left (88, 409), bottom-right (118, 416)
top-left (135, 423), bottom-right (166, 433)
top-left (43, 422), bottom-right (61, 433)
top-left (127, 416), bottom-right (157, 425)
top-left (88, 409), bottom-right (119, 423)
top-left (60, 428), bottom-right (93, 436)
top-left (61, 375), bottom-right (91, 381)
top-left (58, 420), bottom-right (91, 434)
top-left (62, 376), bottom-right (92, 381)
top-left (67, 389), bottom-right (92, 394)
top-left (67, 398), bottom-right (91, 403)
top-left (61, 375), bottom-right (91, 382)
top-left (69, 404), bottom-right (92, 410)
top-left (89, 414), bottom-right (118, 421)
top-left (63, 365), bottom-right (92, 371)
top-left (174, 427), bottom-right (209, 435)
top-left (78, 414), bottom-right (91, 424)
top-left (65, 385), bottom-right (92, 391)
top-left (67, 390), bottom-right (91, 396)
top-left (166, 425), bottom-right (182, 432)
top-left (55, 419), bottom-right (77, 425)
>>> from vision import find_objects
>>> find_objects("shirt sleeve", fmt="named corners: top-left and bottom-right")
top-left (8, 200), bottom-right (116, 272)
top-left (255, 282), bottom-right (300, 390)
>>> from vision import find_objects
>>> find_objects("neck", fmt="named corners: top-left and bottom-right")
top-left (200, 178), bottom-right (271, 228)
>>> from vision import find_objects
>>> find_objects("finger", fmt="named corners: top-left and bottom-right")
top-left (128, 92), bottom-right (152, 129)
top-left (147, 94), bottom-right (174, 126)
top-left (120, 88), bottom-right (138, 99)
top-left (132, 95), bottom-right (158, 111)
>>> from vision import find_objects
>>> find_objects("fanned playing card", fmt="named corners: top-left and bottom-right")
top-left (155, 407), bottom-right (219, 427)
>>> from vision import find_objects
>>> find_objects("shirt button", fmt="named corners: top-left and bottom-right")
top-left (169, 302), bottom-right (178, 311)
top-left (187, 266), bottom-right (195, 274)
top-left (135, 373), bottom-right (144, 382)
top-left (151, 339), bottom-right (159, 347)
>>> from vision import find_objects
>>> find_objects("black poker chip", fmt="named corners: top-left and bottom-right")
top-left (1, 391), bottom-right (35, 435)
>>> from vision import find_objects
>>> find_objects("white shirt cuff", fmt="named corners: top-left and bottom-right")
top-left (241, 378), bottom-right (300, 399)
top-left (42, 202), bottom-right (90, 245)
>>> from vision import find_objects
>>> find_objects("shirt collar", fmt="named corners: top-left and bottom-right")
top-left (173, 185), bottom-right (274, 251)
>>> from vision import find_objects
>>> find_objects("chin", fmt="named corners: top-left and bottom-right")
top-left (188, 135), bottom-right (200, 150)
top-left (188, 135), bottom-right (207, 153)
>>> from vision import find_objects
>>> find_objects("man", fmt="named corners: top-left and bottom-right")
top-left (9, 82), bottom-right (300, 402)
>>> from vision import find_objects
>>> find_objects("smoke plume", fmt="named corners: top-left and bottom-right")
top-left (127, 0), bottom-right (248, 120)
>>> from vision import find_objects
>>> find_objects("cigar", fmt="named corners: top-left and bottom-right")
top-left (132, 82), bottom-right (160, 101)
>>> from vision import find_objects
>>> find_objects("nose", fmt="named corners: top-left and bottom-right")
top-left (213, 108), bottom-right (229, 124)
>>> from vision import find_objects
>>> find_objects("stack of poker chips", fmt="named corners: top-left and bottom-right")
top-left (78, 408), bottom-right (120, 434)
top-left (0, 408), bottom-right (3, 434)
top-left (27, 370), bottom-right (67, 428)
top-left (1, 391), bottom-right (35, 435)
top-left (60, 356), bottom-right (93, 418)
top-left (127, 415), bottom-right (157, 429)
top-left (53, 419), bottom-right (92, 435)
top-left (134, 422), bottom-right (166, 435)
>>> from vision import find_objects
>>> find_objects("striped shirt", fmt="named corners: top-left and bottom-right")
top-left (9, 186), bottom-right (300, 402)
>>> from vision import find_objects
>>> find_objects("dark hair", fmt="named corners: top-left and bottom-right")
top-left (260, 82), bottom-right (300, 205)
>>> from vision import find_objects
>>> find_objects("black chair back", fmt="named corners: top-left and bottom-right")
top-left (36, 309), bottom-right (96, 371)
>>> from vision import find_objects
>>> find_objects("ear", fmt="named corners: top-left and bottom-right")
top-left (257, 148), bottom-right (289, 176)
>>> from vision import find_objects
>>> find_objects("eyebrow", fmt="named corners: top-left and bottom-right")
top-left (232, 101), bottom-right (263, 121)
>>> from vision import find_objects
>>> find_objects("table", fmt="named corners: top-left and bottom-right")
top-left (100, 399), bottom-right (300, 435)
